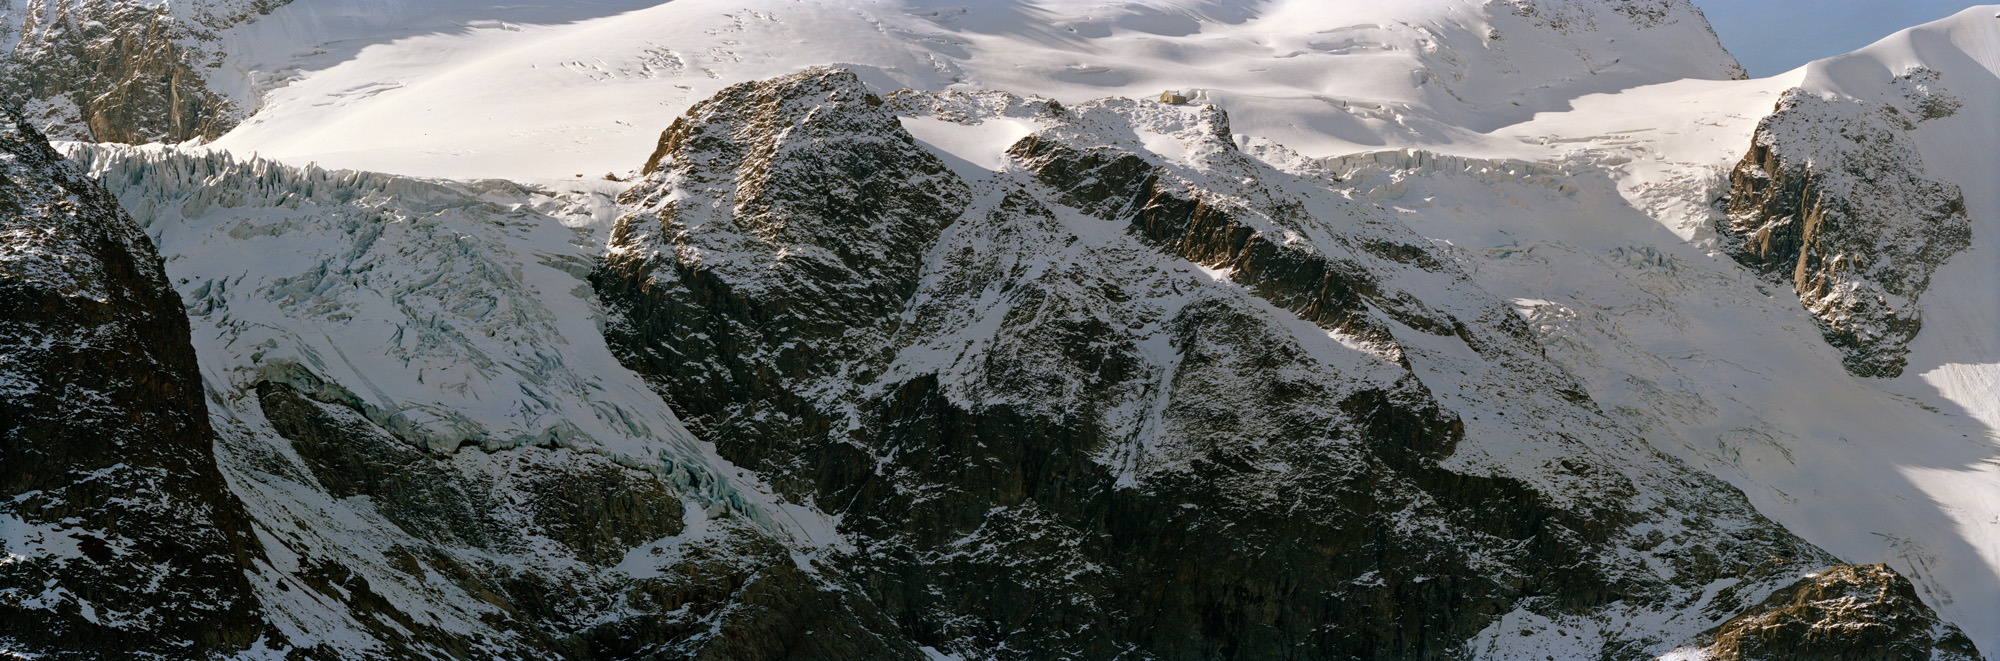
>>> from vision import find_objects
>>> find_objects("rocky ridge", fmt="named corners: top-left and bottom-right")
top-left (0, 15), bottom-right (1984, 655)
top-left (1697, 564), bottom-right (1978, 661)
top-left (591, 67), bottom-right (1892, 659)
top-left (0, 0), bottom-right (289, 143)
top-left (58, 138), bottom-right (915, 658)
top-left (1720, 73), bottom-right (1972, 378)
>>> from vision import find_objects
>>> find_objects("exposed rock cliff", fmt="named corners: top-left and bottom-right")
top-left (1720, 80), bottom-right (1971, 378)
top-left (0, 0), bottom-right (288, 143)
top-left (19, 38), bottom-right (1982, 652)
top-left (592, 67), bottom-right (1888, 659)
top-left (0, 103), bottom-right (263, 656)
top-left (1697, 564), bottom-right (1979, 661)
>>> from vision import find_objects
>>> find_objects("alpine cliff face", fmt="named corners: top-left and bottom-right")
top-left (593, 67), bottom-right (1881, 659)
top-left (0, 0), bottom-right (288, 142)
top-left (0, 104), bottom-right (262, 656)
top-left (1720, 77), bottom-right (1971, 378)
top-left (66, 141), bottom-right (923, 659)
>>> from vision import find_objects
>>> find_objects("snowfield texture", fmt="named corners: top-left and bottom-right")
top-left (194, 0), bottom-right (1744, 181)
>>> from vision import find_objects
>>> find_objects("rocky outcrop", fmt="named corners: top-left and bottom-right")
top-left (63, 137), bottom-right (925, 659)
top-left (0, 103), bottom-right (263, 656)
top-left (1721, 84), bottom-right (1971, 378)
top-left (19, 42), bottom-right (1977, 654)
top-left (1700, 564), bottom-right (1980, 661)
top-left (251, 378), bottom-right (917, 660)
top-left (0, 0), bottom-right (289, 143)
top-left (602, 66), bottom-right (970, 495)
top-left (595, 68), bottom-right (1870, 659)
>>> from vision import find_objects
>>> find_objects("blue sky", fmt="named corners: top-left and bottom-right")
top-left (1692, 1), bottom-right (1983, 76)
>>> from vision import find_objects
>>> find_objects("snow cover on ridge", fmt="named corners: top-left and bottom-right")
top-left (596, 68), bottom-right (1842, 658)
top-left (1795, 7), bottom-right (2000, 442)
top-left (199, 0), bottom-right (1743, 181)
top-left (1378, 5), bottom-right (2000, 654)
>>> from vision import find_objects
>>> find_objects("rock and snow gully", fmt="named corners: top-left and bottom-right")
top-left (2, 1), bottom-right (1998, 659)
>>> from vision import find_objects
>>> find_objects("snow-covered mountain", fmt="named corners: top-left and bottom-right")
top-left (3, 1), bottom-right (1998, 659)
top-left (190, 0), bottom-right (1747, 181)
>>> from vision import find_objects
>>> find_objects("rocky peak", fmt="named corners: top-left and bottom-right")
top-left (601, 66), bottom-right (974, 490)
top-left (1720, 86), bottom-right (1971, 377)
top-left (592, 68), bottom-right (1894, 659)
top-left (65, 135), bottom-right (928, 659)
top-left (1696, 564), bottom-right (1980, 661)
top-left (623, 66), bottom-right (969, 300)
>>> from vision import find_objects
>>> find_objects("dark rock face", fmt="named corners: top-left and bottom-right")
top-left (603, 66), bottom-right (971, 497)
top-left (1721, 85), bottom-right (1971, 378)
top-left (595, 68), bottom-right (1860, 659)
top-left (1706, 564), bottom-right (1980, 661)
top-left (0, 0), bottom-right (288, 143)
top-left (251, 379), bottom-right (918, 660)
top-left (14, 53), bottom-right (1974, 658)
top-left (258, 380), bottom-right (689, 560)
top-left (0, 104), bottom-right (263, 655)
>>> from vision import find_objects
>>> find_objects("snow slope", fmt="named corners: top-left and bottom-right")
top-left (201, 0), bottom-right (1743, 181)
top-left (1800, 8), bottom-right (2000, 443)
top-left (1375, 5), bottom-right (2000, 654)
top-left (1807, 7), bottom-right (2000, 649)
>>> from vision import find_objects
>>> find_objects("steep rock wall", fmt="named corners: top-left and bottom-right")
top-left (1721, 81), bottom-right (1971, 378)
top-left (0, 0), bottom-right (288, 142)
top-left (0, 103), bottom-right (263, 656)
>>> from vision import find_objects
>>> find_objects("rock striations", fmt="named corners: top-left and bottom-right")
top-left (0, 0), bottom-right (290, 143)
top-left (1720, 77), bottom-right (1972, 378)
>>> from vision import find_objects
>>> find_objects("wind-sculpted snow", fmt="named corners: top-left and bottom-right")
top-left (592, 67), bottom-right (1878, 660)
top-left (196, 0), bottom-right (1746, 180)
